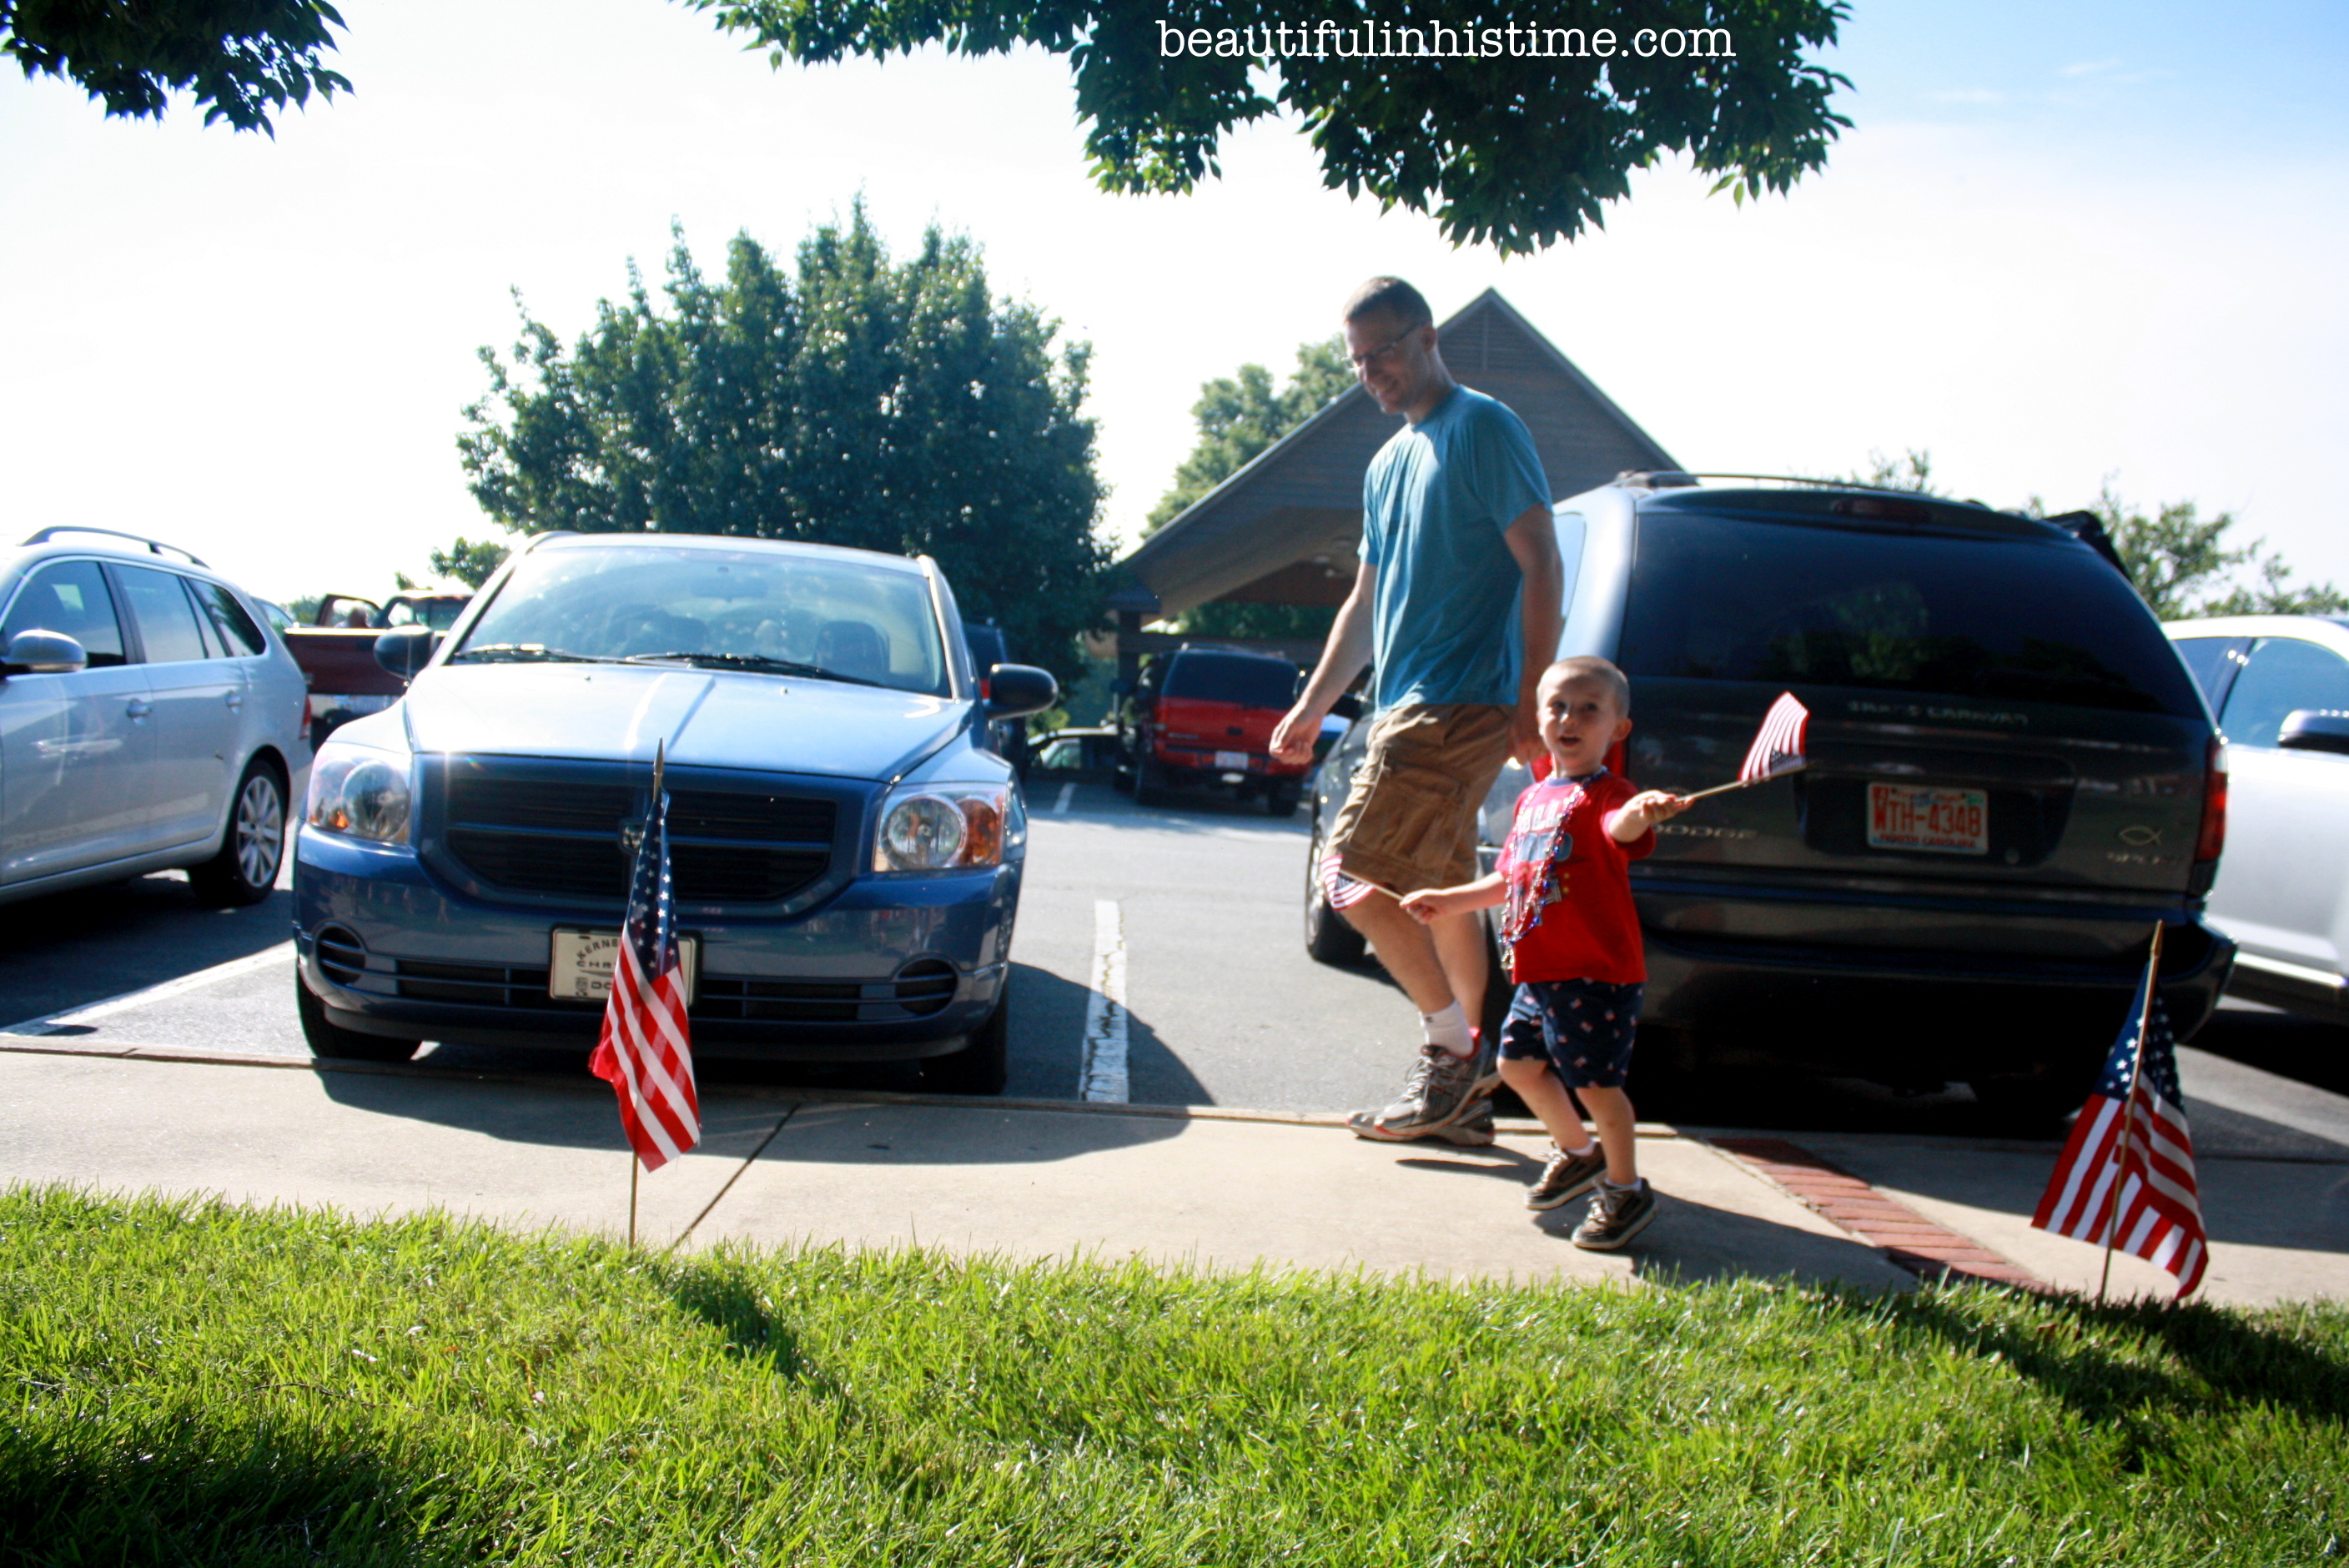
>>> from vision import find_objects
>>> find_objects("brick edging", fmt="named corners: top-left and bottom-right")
top-left (1707, 1136), bottom-right (2046, 1290)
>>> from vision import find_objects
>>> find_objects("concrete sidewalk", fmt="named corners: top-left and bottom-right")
top-left (3, 1041), bottom-right (2343, 1306)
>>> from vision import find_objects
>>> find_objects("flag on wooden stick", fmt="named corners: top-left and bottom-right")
top-left (589, 745), bottom-right (700, 1173)
top-left (1685, 692), bottom-right (1812, 802)
top-left (1739, 691), bottom-right (1811, 783)
top-left (2030, 937), bottom-right (2208, 1298)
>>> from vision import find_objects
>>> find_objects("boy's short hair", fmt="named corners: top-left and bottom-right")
top-left (1343, 276), bottom-right (1432, 328)
top-left (1543, 656), bottom-right (1631, 716)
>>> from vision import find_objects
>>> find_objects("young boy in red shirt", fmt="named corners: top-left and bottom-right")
top-left (1401, 656), bottom-right (1688, 1249)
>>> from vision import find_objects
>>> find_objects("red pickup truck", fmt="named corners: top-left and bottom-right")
top-left (281, 588), bottom-right (470, 746)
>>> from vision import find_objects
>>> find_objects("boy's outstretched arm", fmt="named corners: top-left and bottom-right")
top-left (1399, 872), bottom-right (1506, 924)
top-left (1608, 790), bottom-right (1691, 842)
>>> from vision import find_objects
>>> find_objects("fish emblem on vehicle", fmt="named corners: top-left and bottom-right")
top-left (2118, 826), bottom-right (2164, 847)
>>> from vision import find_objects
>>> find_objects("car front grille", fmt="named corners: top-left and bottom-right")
top-left (439, 770), bottom-right (837, 905)
top-left (390, 956), bottom-right (959, 1022)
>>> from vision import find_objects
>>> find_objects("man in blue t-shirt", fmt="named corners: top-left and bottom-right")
top-left (1270, 277), bottom-right (1565, 1145)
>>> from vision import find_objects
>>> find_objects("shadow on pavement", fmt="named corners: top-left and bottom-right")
top-left (0, 875), bottom-right (294, 1027)
top-left (1604, 1194), bottom-right (1909, 1287)
top-left (2194, 1004), bottom-right (2349, 1098)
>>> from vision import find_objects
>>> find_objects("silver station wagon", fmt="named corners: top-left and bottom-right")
top-left (290, 531), bottom-right (1057, 1093)
top-left (0, 528), bottom-right (308, 907)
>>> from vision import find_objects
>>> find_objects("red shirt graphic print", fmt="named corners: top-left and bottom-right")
top-left (1496, 771), bottom-right (1654, 986)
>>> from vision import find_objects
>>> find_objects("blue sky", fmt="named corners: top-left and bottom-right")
top-left (3, 1), bottom-right (2345, 605)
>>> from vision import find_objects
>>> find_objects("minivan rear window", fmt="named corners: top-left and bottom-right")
top-left (1164, 653), bottom-right (1300, 709)
top-left (1617, 511), bottom-right (2202, 716)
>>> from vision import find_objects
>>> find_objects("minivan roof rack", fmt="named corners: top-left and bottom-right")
top-left (1612, 470), bottom-right (1986, 503)
top-left (20, 525), bottom-right (209, 567)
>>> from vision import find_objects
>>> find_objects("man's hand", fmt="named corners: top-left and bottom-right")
top-left (1509, 698), bottom-right (1542, 766)
top-left (1270, 701), bottom-right (1325, 766)
top-left (1611, 790), bottom-right (1692, 841)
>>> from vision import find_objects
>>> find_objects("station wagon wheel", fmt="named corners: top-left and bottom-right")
top-left (189, 756), bottom-right (287, 907)
top-left (1267, 780), bottom-right (1303, 817)
top-left (295, 972), bottom-right (420, 1063)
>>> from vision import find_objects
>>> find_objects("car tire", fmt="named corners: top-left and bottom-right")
top-left (1134, 754), bottom-right (1169, 808)
top-left (1267, 781), bottom-right (1303, 817)
top-left (1969, 1057), bottom-right (2100, 1131)
top-left (921, 993), bottom-right (1009, 1096)
top-left (295, 972), bottom-right (420, 1063)
top-left (1303, 830), bottom-right (1368, 967)
top-left (189, 756), bottom-right (288, 907)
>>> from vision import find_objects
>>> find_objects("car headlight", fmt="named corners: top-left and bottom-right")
top-left (305, 745), bottom-right (414, 844)
top-left (872, 782), bottom-right (1021, 872)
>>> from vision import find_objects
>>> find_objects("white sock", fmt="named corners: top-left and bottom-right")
top-left (1600, 1177), bottom-right (1642, 1193)
top-left (1562, 1140), bottom-right (1597, 1158)
top-left (1421, 1002), bottom-right (1472, 1057)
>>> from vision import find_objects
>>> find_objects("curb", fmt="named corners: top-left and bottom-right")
top-left (0, 1036), bottom-right (1683, 1136)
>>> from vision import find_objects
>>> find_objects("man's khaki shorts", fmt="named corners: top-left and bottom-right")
top-left (1325, 703), bottom-right (1515, 897)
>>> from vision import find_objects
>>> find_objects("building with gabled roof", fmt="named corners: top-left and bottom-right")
top-left (1105, 288), bottom-right (1679, 676)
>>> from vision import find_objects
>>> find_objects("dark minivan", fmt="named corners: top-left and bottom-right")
top-left (1306, 477), bottom-right (2232, 1118)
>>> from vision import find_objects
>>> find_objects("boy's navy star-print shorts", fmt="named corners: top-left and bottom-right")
top-left (1497, 977), bottom-right (1643, 1088)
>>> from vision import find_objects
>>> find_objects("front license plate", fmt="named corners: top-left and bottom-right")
top-left (1866, 783), bottom-right (1989, 855)
top-left (549, 927), bottom-right (700, 1004)
top-left (1215, 750), bottom-right (1250, 770)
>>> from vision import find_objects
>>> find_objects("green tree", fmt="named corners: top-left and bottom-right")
top-left (1146, 337), bottom-right (1351, 533)
top-left (459, 208), bottom-right (1108, 680)
top-left (1144, 338), bottom-right (1353, 642)
top-left (1813, 448), bottom-right (2345, 620)
top-left (428, 536), bottom-right (511, 589)
top-left (2088, 485), bottom-right (2346, 621)
top-left (3, 0), bottom-right (348, 133)
top-left (687, 0), bottom-right (1852, 253)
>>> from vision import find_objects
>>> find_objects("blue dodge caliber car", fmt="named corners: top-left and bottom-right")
top-left (292, 532), bottom-right (1056, 1093)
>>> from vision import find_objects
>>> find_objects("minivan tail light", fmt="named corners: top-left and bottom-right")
top-left (2195, 736), bottom-right (2227, 863)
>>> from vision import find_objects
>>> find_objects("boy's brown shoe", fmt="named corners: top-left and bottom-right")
top-left (1572, 1179), bottom-right (1659, 1250)
top-left (1526, 1143), bottom-right (1606, 1210)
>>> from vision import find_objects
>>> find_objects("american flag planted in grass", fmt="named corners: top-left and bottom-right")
top-left (588, 766), bottom-right (701, 1173)
top-left (1738, 691), bottom-right (1810, 783)
top-left (2030, 972), bottom-right (2207, 1298)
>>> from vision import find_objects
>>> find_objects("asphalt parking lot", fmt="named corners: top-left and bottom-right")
top-left (3, 777), bottom-right (2344, 1302)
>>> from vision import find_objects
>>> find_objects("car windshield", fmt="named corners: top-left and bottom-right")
top-left (1618, 511), bottom-right (2204, 716)
top-left (453, 545), bottom-right (948, 694)
top-left (1163, 653), bottom-right (1301, 708)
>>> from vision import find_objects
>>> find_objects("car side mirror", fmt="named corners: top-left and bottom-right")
top-left (1330, 692), bottom-right (1364, 722)
top-left (2277, 709), bottom-right (2349, 756)
top-left (984, 663), bottom-right (1058, 720)
top-left (3, 629), bottom-right (89, 676)
top-left (375, 626), bottom-right (437, 679)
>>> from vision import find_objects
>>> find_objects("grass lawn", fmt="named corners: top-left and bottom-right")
top-left (3, 1186), bottom-right (2343, 1565)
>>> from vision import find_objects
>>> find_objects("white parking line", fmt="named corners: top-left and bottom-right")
top-left (3, 941), bottom-right (299, 1036)
top-left (1053, 782), bottom-right (1074, 816)
top-left (1079, 899), bottom-right (1129, 1103)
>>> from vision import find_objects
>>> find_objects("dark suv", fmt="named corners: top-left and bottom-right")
top-left (1117, 645), bottom-right (1310, 814)
top-left (1305, 477), bottom-right (2232, 1118)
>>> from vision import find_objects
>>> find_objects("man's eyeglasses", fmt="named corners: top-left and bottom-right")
top-left (1348, 323), bottom-right (1425, 371)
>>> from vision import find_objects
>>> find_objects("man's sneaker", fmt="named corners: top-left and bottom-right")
top-left (1356, 1039), bottom-right (1493, 1139)
top-left (1345, 1098), bottom-right (1496, 1146)
top-left (1526, 1143), bottom-right (1607, 1210)
top-left (1572, 1179), bottom-right (1658, 1251)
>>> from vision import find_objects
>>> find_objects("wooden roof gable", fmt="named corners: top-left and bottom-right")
top-left (1116, 289), bottom-right (1679, 619)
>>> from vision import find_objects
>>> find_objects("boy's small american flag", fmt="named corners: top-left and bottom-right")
top-left (1738, 692), bottom-right (1810, 783)
top-left (589, 761), bottom-right (701, 1173)
top-left (2030, 965), bottom-right (2207, 1298)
